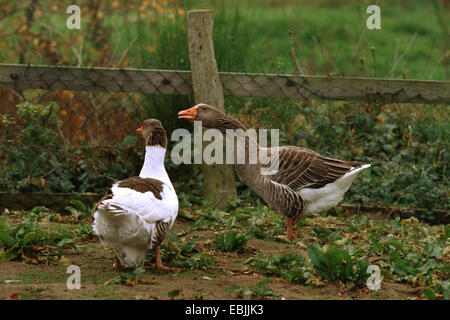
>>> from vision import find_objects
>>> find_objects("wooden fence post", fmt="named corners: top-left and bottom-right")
top-left (187, 9), bottom-right (237, 208)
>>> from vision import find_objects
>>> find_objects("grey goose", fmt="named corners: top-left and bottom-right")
top-left (178, 104), bottom-right (370, 239)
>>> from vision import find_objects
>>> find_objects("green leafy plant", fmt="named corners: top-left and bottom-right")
top-left (65, 199), bottom-right (92, 220)
top-left (313, 226), bottom-right (343, 243)
top-left (252, 252), bottom-right (311, 284)
top-left (154, 240), bottom-right (214, 270)
top-left (0, 208), bottom-right (75, 263)
top-left (216, 230), bottom-right (252, 252)
top-left (228, 278), bottom-right (279, 300)
top-left (422, 281), bottom-right (450, 300)
top-left (105, 267), bottom-right (146, 286)
top-left (307, 244), bottom-right (369, 283)
top-left (168, 288), bottom-right (183, 299)
top-left (390, 251), bottom-right (444, 283)
top-left (423, 239), bottom-right (444, 259)
top-left (76, 222), bottom-right (96, 240)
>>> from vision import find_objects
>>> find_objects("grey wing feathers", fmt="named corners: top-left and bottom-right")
top-left (266, 147), bottom-right (362, 190)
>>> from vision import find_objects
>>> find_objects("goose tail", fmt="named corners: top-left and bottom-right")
top-left (349, 163), bottom-right (371, 174)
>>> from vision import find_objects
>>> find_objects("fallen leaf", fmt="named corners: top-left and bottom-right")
top-left (124, 278), bottom-right (136, 287)
top-left (31, 245), bottom-right (45, 252)
top-left (139, 277), bottom-right (158, 285)
top-left (60, 256), bottom-right (72, 266)
top-left (21, 252), bottom-right (39, 265)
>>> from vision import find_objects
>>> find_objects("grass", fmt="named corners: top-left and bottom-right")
top-left (0, 1), bottom-right (447, 79)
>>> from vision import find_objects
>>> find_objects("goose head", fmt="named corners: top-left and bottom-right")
top-left (177, 103), bottom-right (222, 127)
top-left (136, 119), bottom-right (167, 148)
top-left (178, 103), bottom-right (246, 132)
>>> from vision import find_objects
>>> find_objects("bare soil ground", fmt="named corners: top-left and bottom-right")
top-left (0, 217), bottom-right (427, 300)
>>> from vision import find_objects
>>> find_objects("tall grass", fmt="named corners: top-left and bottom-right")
top-left (126, 1), bottom-right (256, 137)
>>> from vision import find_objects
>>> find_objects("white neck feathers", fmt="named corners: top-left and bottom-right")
top-left (139, 146), bottom-right (169, 183)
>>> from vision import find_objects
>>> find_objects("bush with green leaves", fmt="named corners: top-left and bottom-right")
top-left (252, 252), bottom-right (312, 284)
top-left (0, 207), bottom-right (75, 262)
top-left (216, 230), bottom-right (252, 252)
top-left (423, 281), bottom-right (450, 300)
top-left (0, 101), bottom-right (144, 194)
top-left (313, 226), bottom-right (343, 243)
top-left (65, 199), bottom-right (92, 220)
top-left (387, 238), bottom-right (448, 285)
top-left (76, 222), bottom-right (96, 239)
top-left (0, 101), bottom-right (64, 191)
top-left (307, 244), bottom-right (370, 284)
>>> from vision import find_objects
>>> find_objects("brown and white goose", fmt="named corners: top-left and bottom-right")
top-left (93, 119), bottom-right (178, 269)
top-left (178, 104), bottom-right (370, 239)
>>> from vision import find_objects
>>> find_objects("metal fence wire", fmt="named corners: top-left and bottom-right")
top-left (1, 64), bottom-right (449, 145)
top-left (1, 66), bottom-right (194, 145)
top-left (0, 63), bottom-right (449, 221)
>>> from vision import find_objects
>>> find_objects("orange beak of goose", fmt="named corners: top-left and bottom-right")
top-left (136, 126), bottom-right (143, 132)
top-left (178, 106), bottom-right (198, 121)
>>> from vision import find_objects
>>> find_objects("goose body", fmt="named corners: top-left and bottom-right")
top-left (178, 104), bottom-right (370, 239)
top-left (252, 146), bottom-right (371, 219)
top-left (297, 163), bottom-right (370, 216)
top-left (93, 120), bottom-right (178, 269)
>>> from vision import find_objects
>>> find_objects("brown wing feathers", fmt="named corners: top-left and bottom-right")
top-left (95, 191), bottom-right (113, 210)
top-left (268, 147), bottom-right (359, 190)
top-left (217, 117), bottom-right (247, 133)
top-left (117, 177), bottom-right (164, 199)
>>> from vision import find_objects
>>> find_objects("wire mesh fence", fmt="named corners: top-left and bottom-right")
top-left (0, 63), bottom-right (449, 222)
top-left (0, 66), bottom-right (194, 198)
top-left (2, 64), bottom-right (448, 146)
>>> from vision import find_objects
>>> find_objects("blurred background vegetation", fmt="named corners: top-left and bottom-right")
top-left (0, 0), bottom-right (448, 221)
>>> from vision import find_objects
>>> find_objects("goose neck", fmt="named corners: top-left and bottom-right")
top-left (139, 146), bottom-right (168, 180)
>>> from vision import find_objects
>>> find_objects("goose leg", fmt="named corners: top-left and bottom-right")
top-left (155, 245), bottom-right (172, 271)
top-left (286, 216), bottom-right (301, 239)
top-left (286, 217), bottom-right (295, 240)
top-left (293, 216), bottom-right (302, 238)
top-left (113, 256), bottom-right (126, 270)
top-left (293, 216), bottom-right (301, 232)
